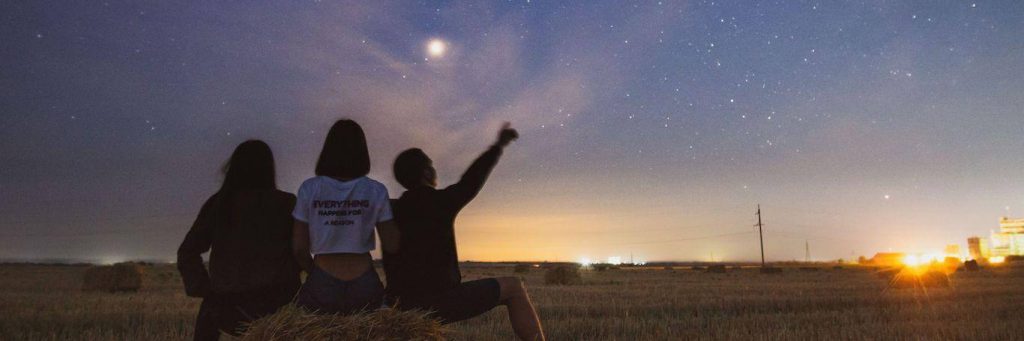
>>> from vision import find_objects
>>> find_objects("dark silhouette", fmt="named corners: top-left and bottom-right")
top-left (292, 119), bottom-right (400, 315)
top-left (315, 119), bottom-right (371, 179)
top-left (384, 123), bottom-right (545, 341)
top-left (177, 140), bottom-right (300, 341)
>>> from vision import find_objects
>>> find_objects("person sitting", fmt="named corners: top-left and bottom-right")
top-left (178, 140), bottom-right (301, 340)
top-left (291, 119), bottom-right (400, 315)
top-left (384, 123), bottom-right (545, 341)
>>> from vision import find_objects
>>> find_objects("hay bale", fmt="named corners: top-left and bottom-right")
top-left (242, 304), bottom-right (446, 341)
top-left (513, 264), bottom-right (531, 273)
top-left (663, 265), bottom-right (674, 271)
top-left (544, 266), bottom-right (581, 285)
top-left (82, 262), bottom-right (143, 292)
top-left (963, 260), bottom-right (980, 272)
top-left (706, 265), bottom-right (727, 273)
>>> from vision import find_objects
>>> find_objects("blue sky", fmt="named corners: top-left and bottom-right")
top-left (2, 1), bottom-right (1023, 262)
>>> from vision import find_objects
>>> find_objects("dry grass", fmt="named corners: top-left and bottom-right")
top-left (543, 266), bottom-right (581, 285)
top-left (513, 264), bottom-right (531, 274)
top-left (3, 263), bottom-right (1024, 340)
top-left (81, 263), bottom-right (144, 293)
top-left (240, 304), bottom-right (446, 341)
top-left (705, 264), bottom-right (727, 273)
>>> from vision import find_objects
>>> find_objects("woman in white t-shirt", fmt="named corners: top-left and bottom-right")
top-left (292, 119), bottom-right (400, 314)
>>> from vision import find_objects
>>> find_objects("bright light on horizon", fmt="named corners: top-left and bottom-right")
top-left (901, 252), bottom-right (946, 268)
top-left (902, 254), bottom-right (921, 267)
top-left (99, 256), bottom-right (126, 265)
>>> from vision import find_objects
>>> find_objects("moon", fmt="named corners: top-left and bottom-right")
top-left (427, 39), bottom-right (446, 58)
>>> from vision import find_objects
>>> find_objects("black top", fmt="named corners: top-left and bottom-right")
top-left (384, 146), bottom-right (502, 299)
top-left (177, 189), bottom-right (300, 302)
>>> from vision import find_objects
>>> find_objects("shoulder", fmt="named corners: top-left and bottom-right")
top-left (300, 176), bottom-right (323, 187)
top-left (362, 177), bottom-right (390, 192)
top-left (272, 189), bottom-right (297, 204)
top-left (298, 177), bottom-right (324, 192)
top-left (202, 192), bottom-right (222, 208)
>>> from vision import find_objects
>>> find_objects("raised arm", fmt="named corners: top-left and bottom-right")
top-left (292, 221), bottom-right (314, 272)
top-left (445, 123), bottom-right (518, 209)
top-left (177, 196), bottom-right (216, 298)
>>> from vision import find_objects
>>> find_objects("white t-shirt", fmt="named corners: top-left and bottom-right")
top-left (292, 176), bottom-right (393, 254)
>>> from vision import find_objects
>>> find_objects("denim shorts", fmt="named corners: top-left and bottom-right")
top-left (296, 266), bottom-right (384, 315)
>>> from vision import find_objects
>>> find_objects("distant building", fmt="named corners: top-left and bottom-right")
top-left (989, 217), bottom-right (1024, 257)
top-left (869, 252), bottom-right (906, 267)
top-left (944, 244), bottom-right (961, 258)
top-left (967, 236), bottom-right (988, 260)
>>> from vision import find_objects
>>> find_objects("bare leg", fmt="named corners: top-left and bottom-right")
top-left (496, 277), bottom-right (545, 341)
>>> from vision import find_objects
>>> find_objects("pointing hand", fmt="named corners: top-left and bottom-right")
top-left (496, 122), bottom-right (519, 147)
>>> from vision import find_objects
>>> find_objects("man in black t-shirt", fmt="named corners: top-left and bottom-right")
top-left (384, 123), bottom-right (545, 341)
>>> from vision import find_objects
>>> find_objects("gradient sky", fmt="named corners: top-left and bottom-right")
top-left (2, 1), bottom-right (1023, 263)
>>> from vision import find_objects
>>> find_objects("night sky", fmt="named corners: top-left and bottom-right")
top-left (2, 1), bottom-right (1023, 263)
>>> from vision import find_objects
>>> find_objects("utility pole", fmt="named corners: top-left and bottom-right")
top-left (805, 240), bottom-right (810, 262)
top-left (756, 204), bottom-right (765, 268)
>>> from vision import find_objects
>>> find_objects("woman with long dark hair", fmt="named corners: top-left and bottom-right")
top-left (291, 119), bottom-right (400, 314)
top-left (177, 140), bottom-right (301, 340)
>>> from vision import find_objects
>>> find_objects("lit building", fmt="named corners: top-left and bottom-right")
top-left (988, 217), bottom-right (1024, 257)
top-left (944, 244), bottom-right (961, 258)
top-left (868, 252), bottom-right (906, 267)
top-left (967, 236), bottom-right (988, 260)
top-left (607, 256), bottom-right (622, 265)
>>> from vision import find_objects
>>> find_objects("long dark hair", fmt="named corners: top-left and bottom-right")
top-left (220, 140), bottom-right (277, 194)
top-left (315, 119), bottom-right (371, 179)
top-left (215, 140), bottom-right (277, 227)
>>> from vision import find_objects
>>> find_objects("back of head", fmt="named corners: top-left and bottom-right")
top-left (221, 140), bottom-right (277, 194)
top-left (316, 119), bottom-right (371, 179)
top-left (394, 148), bottom-right (430, 190)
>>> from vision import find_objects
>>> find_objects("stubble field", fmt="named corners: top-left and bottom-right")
top-left (1, 263), bottom-right (1023, 340)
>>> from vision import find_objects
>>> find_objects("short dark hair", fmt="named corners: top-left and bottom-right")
top-left (315, 119), bottom-right (371, 179)
top-left (393, 148), bottom-right (430, 189)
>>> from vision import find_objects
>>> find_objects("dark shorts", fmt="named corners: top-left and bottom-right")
top-left (296, 266), bottom-right (384, 315)
top-left (393, 278), bottom-right (501, 324)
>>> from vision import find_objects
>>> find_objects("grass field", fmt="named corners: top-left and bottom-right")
top-left (2, 263), bottom-right (1024, 340)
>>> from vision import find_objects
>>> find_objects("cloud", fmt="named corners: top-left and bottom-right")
top-left (273, 3), bottom-right (596, 170)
